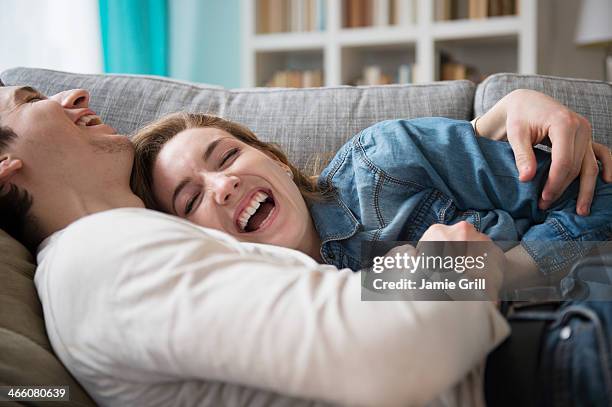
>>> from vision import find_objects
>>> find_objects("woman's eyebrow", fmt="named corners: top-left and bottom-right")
top-left (203, 138), bottom-right (225, 163)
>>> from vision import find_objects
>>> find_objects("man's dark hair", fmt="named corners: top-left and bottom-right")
top-left (0, 124), bottom-right (35, 250)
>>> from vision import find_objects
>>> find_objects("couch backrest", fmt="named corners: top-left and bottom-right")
top-left (475, 73), bottom-right (612, 148)
top-left (0, 67), bottom-right (475, 171)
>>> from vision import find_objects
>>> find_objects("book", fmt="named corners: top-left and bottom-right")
top-left (398, 64), bottom-right (412, 84)
top-left (373, 0), bottom-right (390, 26)
top-left (267, 69), bottom-right (324, 88)
top-left (362, 0), bottom-right (372, 27)
top-left (435, 0), bottom-right (452, 21)
top-left (455, 0), bottom-right (469, 19)
top-left (502, 0), bottom-right (515, 15)
top-left (316, 0), bottom-right (326, 30)
top-left (349, 0), bottom-right (361, 27)
top-left (305, 0), bottom-right (314, 31)
top-left (257, 0), bottom-right (270, 33)
top-left (441, 62), bottom-right (467, 80)
top-left (268, 0), bottom-right (284, 32)
top-left (489, 0), bottom-right (502, 17)
top-left (468, 0), bottom-right (488, 19)
top-left (393, 0), bottom-right (414, 25)
top-left (364, 65), bottom-right (382, 85)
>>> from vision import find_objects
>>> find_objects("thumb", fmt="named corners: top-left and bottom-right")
top-left (506, 120), bottom-right (537, 181)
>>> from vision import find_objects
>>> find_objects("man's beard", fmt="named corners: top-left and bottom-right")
top-left (90, 134), bottom-right (134, 155)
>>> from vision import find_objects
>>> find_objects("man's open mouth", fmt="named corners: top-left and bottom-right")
top-left (236, 190), bottom-right (276, 233)
top-left (76, 114), bottom-right (103, 127)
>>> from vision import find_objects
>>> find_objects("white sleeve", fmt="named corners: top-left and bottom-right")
top-left (66, 210), bottom-right (510, 407)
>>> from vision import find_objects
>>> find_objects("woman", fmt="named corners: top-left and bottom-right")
top-left (130, 91), bottom-right (612, 405)
top-left (130, 102), bottom-right (612, 283)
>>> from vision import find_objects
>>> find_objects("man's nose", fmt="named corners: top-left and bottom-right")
top-left (209, 173), bottom-right (240, 205)
top-left (55, 89), bottom-right (90, 109)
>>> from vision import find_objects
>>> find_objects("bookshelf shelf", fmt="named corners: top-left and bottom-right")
top-left (253, 32), bottom-right (327, 51)
top-left (337, 26), bottom-right (419, 46)
top-left (432, 16), bottom-right (521, 40)
top-left (242, 0), bottom-right (536, 87)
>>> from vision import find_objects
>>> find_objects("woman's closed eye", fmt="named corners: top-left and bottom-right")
top-left (220, 147), bottom-right (240, 167)
top-left (185, 192), bottom-right (200, 215)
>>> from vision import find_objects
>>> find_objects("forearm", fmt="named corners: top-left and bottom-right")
top-left (503, 245), bottom-right (540, 290)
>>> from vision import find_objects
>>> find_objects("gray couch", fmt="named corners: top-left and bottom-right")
top-left (0, 67), bottom-right (610, 406)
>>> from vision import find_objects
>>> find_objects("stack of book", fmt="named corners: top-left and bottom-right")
top-left (354, 64), bottom-right (416, 85)
top-left (265, 69), bottom-right (324, 87)
top-left (257, 0), bottom-right (326, 33)
top-left (344, 0), bottom-right (413, 28)
top-left (439, 53), bottom-right (483, 83)
top-left (434, 0), bottom-right (517, 21)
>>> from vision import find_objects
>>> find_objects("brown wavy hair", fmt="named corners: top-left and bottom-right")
top-left (130, 112), bottom-right (325, 210)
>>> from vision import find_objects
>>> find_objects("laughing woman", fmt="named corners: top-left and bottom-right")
top-left (130, 90), bottom-right (612, 279)
top-left (130, 89), bottom-right (612, 405)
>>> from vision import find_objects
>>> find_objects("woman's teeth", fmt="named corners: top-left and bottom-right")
top-left (238, 191), bottom-right (269, 231)
top-left (76, 114), bottom-right (102, 127)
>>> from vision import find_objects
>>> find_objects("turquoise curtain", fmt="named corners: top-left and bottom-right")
top-left (99, 0), bottom-right (168, 76)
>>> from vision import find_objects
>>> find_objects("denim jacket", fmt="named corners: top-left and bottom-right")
top-left (310, 118), bottom-right (612, 273)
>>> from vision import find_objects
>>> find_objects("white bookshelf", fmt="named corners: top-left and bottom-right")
top-left (241, 0), bottom-right (537, 87)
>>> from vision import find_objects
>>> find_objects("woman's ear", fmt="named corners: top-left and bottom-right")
top-left (0, 157), bottom-right (23, 184)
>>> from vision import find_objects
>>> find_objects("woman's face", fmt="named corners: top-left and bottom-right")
top-left (152, 127), bottom-right (313, 249)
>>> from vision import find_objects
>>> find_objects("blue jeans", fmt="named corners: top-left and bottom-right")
top-left (513, 301), bottom-right (612, 406)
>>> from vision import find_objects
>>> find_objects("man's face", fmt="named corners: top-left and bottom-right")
top-left (0, 86), bottom-right (134, 192)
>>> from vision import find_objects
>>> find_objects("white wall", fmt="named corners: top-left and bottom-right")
top-left (0, 0), bottom-right (103, 74)
top-left (538, 0), bottom-right (608, 80)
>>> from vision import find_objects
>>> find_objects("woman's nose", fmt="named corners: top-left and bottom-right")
top-left (57, 89), bottom-right (90, 109)
top-left (210, 174), bottom-right (240, 205)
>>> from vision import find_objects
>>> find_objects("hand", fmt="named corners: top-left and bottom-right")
top-left (418, 222), bottom-right (505, 301)
top-left (419, 220), bottom-right (491, 242)
top-left (475, 89), bottom-right (612, 216)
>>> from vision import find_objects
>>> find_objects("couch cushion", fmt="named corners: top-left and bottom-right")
top-left (475, 73), bottom-right (612, 148)
top-left (0, 230), bottom-right (96, 406)
top-left (1, 67), bottom-right (475, 171)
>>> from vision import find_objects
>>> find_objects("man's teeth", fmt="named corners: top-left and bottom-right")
top-left (238, 191), bottom-right (269, 231)
top-left (76, 114), bottom-right (102, 127)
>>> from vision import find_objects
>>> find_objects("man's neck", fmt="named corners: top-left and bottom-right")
top-left (34, 187), bottom-right (145, 243)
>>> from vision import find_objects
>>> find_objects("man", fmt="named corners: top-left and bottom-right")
top-left (0, 85), bottom-right (610, 406)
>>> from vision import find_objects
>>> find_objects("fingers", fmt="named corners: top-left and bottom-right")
top-left (506, 119), bottom-right (537, 181)
top-left (539, 120), bottom-right (578, 209)
top-left (593, 142), bottom-right (612, 183)
top-left (576, 148), bottom-right (599, 216)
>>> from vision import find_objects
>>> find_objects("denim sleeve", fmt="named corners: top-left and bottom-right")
top-left (357, 117), bottom-right (550, 219)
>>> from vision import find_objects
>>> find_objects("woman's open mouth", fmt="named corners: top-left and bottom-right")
top-left (236, 189), bottom-right (277, 233)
